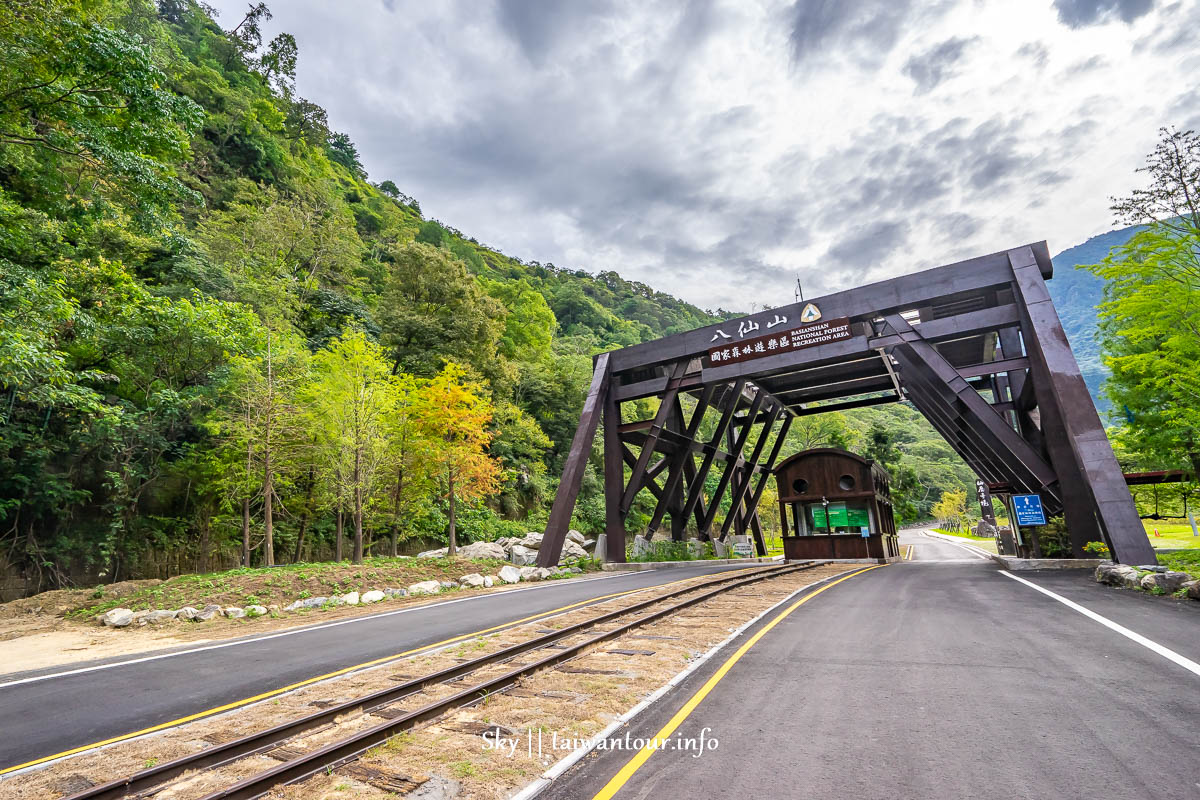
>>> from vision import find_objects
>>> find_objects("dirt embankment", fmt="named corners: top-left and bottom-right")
top-left (0, 556), bottom-right (592, 675)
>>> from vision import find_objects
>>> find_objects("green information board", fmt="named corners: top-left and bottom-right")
top-left (846, 506), bottom-right (870, 528)
top-left (828, 502), bottom-right (848, 527)
top-left (811, 506), bottom-right (827, 529)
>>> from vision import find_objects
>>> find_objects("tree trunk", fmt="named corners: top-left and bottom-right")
top-left (292, 467), bottom-right (314, 564)
top-left (447, 468), bottom-right (457, 557)
top-left (263, 454), bottom-right (274, 566)
top-left (293, 512), bottom-right (308, 564)
top-left (353, 449), bottom-right (364, 564)
top-left (242, 497), bottom-right (251, 567)
top-left (390, 525), bottom-right (398, 557)
top-left (335, 508), bottom-right (344, 562)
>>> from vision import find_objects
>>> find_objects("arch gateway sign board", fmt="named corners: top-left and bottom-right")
top-left (533, 242), bottom-right (1157, 568)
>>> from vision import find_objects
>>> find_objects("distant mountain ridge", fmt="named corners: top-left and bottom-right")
top-left (1046, 225), bottom-right (1142, 413)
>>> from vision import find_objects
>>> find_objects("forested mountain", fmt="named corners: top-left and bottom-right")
top-left (1046, 225), bottom-right (1143, 411)
top-left (0, 0), bottom-right (721, 592)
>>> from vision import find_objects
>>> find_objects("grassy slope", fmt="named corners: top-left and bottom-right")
top-left (57, 556), bottom-right (545, 619)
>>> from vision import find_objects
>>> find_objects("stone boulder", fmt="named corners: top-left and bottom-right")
top-left (418, 547), bottom-right (449, 558)
top-left (566, 529), bottom-right (586, 544)
top-left (143, 609), bottom-right (178, 625)
top-left (1138, 572), bottom-right (1191, 593)
top-left (440, 580), bottom-right (458, 589)
top-left (1096, 564), bottom-right (1139, 587)
top-left (457, 541), bottom-right (506, 560)
top-left (510, 545), bottom-right (538, 566)
top-left (245, 605), bottom-right (269, 617)
top-left (581, 537), bottom-right (596, 550)
top-left (223, 606), bottom-right (246, 619)
top-left (196, 604), bottom-right (223, 621)
top-left (361, 590), bottom-right (385, 604)
top-left (1185, 580), bottom-right (1200, 600)
top-left (497, 565), bottom-right (523, 584)
top-left (100, 608), bottom-right (134, 627)
top-left (520, 532), bottom-right (544, 550)
top-left (176, 606), bottom-right (200, 621)
top-left (338, 591), bottom-right (360, 606)
top-left (459, 573), bottom-right (486, 588)
top-left (495, 537), bottom-right (521, 553)
top-left (408, 580), bottom-right (442, 596)
top-left (558, 540), bottom-right (588, 564)
top-left (483, 575), bottom-right (495, 588)
top-left (285, 597), bottom-right (328, 611)
top-left (519, 566), bottom-right (553, 581)
top-left (382, 587), bottom-right (407, 598)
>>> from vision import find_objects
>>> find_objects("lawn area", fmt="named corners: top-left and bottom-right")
top-left (1142, 519), bottom-right (1200, 549)
top-left (931, 528), bottom-right (994, 541)
top-left (1156, 549), bottom-right (1200, 579)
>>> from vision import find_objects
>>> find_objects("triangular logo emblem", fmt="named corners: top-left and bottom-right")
top-left (800, 303), bottom-right (822, 323)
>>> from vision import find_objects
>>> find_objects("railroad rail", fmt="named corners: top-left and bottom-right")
top-left (59, 561), bottom-right (829, 800)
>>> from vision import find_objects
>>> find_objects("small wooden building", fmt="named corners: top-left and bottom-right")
top-left (774, 448), bottom-right (899, 561)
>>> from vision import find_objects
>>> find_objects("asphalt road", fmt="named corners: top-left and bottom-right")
top-left (0, 561), bottom-right (767, 771)
top-left (545, 533), bottom-right (1200, 800)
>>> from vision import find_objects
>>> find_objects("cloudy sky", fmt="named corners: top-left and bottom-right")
top-left (208, 0), bottom-right (1199, 312)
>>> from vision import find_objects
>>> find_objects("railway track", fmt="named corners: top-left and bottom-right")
top-left (56, 561), bottom-right (828, 800)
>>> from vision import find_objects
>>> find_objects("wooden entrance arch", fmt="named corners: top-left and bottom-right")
top-left (535, 243), bottom-right (1156, 567)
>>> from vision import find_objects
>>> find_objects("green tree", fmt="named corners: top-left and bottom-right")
top-left (1084, 127), bottom-right (1200, 474)
top-left (303, 331), bottom-right (398, 564)
top-left (378, 242), bottom-right (506, 379)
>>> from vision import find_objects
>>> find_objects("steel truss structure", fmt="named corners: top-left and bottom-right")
top-left (535, 243), bottom-right (1157, 567)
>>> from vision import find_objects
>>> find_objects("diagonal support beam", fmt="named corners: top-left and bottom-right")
top-left (620, 360), bottom-right (689, 515)
top-left (539, 353), bottom-right (610, 568)
top-left (677, 380), bottom-right (746, 540)
top-left (720, 405), bottom-right (783, 539)
top-left (698, 390), bottom-right (766, 536)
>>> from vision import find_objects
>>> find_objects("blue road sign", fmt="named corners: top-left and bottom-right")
top-left (1013, 494), bottom-right (1047, 526)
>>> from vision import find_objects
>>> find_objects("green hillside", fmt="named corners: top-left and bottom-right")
top-left (1046, 226), bottom-right (1143, 411)
top-left (0, 0), bottom-right (721, 592)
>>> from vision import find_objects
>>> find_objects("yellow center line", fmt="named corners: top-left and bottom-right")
top-left (591, 564), bottom-right (885, 800)
top-left (0, 568), bottom-right (750, 775)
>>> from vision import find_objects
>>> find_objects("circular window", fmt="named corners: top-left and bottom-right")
top-left (838, 474), bottom-right (856, 491)
top-left (791, 478), bottom-right (809, 494)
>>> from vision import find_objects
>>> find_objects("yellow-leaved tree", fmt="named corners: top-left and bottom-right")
top-left (415, 364), bottom-right (502, 555)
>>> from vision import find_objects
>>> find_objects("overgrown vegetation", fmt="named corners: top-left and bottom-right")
top-left (0, 0), bottom-right (995, 595)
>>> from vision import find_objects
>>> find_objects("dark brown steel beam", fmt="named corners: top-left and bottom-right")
top-left (677, 379), bottom-right (746, 541)
top-left (620, 361), bottom-right (688, 515)
top-left (791, 393), bottom-right (900, 417)
top-left (720, 405), bottom-right (783, 539)
top-left (698, 391), bottom-right (767, 536)
top-left (608, 242), bottom-right (1050, 373)
top-left (646, 386), bottom-right (715, 536)
top-left (1009, 246), bottom-right (1156, 564)
top-left (539, 353), bottom-right (610, 568)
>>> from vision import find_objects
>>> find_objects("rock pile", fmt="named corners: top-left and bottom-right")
top-left (1095, 562), bottom-right (1199, 599)
top-left (96, 550), bottom-right (588, 627)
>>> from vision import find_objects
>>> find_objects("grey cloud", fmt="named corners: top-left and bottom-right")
top-left (787, 0), bottom-right (916, 68)
top-left (214, 0), bottom-right (1193, 312)
top-left (1063, 54), bottom-right (1109, 75)
top-left (902, 36), bottom-right (978, 93)
top-left (493, 0), bottom-right (616, 64)
top-left (1052, 0), bottom-right (1155, 27)
top-left (1016, 41), bottom-right (1049, 68)
top-left (826, 220), bottom-right (911, 269)
top-left (937, 213), bottom-right (982, 239)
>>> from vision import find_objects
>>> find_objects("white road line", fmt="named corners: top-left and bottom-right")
top-left (922, 531), bottom-right (990, 560)
top-left (1000, 570), bottom-right (1200, 678)
top-left (0, 570), bottom-right (647, 690)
